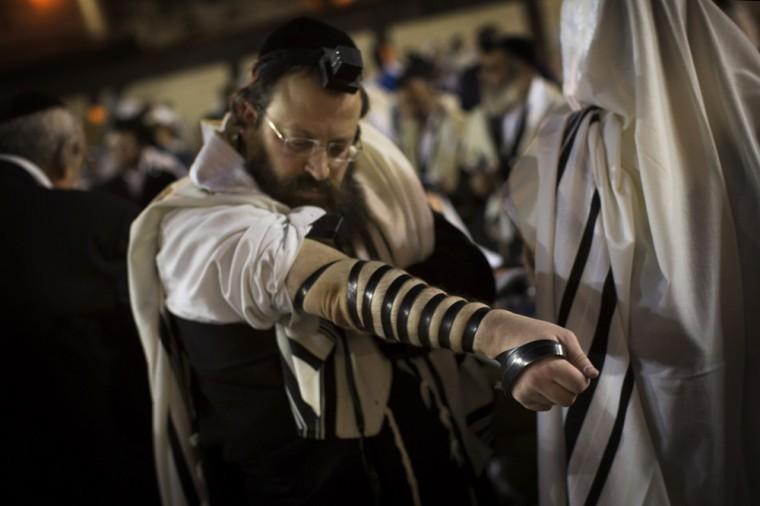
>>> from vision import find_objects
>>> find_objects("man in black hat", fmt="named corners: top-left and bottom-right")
top-left (129, 18), bottom-right (596, 506)
top-left (395, 53), bottom-right (464, 197)
top-left (94, 108), bottom-right (186, 209)
top-left (0, 92), bottom-right (159, 505)
top-left (460, 36), bottom-right (566, 263)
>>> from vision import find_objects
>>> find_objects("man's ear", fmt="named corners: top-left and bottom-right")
top-left (241, 101), bottom-right (257, 128)
top-left (230, 96), bottom-right (258, 130)
top-left (52, 136), bottom-right (83, 188)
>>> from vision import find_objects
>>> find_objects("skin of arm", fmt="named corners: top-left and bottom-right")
top-left (286, 238), bottom-right (598, 411)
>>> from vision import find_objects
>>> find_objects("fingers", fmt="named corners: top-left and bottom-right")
top-left (550, 359), bottom-right (590, 394)
top-left (557, 330), bottom-right (599, 380)
top-left (512, 356), bottom-right (590, 411)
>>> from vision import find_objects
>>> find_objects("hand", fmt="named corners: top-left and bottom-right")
top-left (475, 311), bottom-right (599, 411)
top-left (512, 355), bottom-right (590, 411)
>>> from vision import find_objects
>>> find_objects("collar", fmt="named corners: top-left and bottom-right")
top-left (190, 118), bottom-right (260, 194)
top-left (0, 154), bottom-right (54, 188)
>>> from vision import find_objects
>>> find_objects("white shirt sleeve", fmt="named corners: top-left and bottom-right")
top-left (156, 203), bottom-right (325, 328)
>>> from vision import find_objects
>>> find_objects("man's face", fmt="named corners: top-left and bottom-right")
top-left (398, 78), bottom-right (434, 121)
top-left (107, 130), bottom-right (141, 172)
top-left (479, 49), bottom-right (518, 94)
top-left (54, 117), bottom-right (86, 189)
top-left (243, 71), bottom-right (363, 212)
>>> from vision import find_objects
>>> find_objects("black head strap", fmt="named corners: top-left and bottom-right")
top-left (254, 45), bottom-right (363, 94)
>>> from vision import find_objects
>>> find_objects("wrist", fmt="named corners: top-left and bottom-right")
top-left (472, 309), bottom-right (519, 359)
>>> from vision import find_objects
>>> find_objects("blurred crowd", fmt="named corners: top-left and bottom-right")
top-left (80, 23), bottom-right (569, 317)
top-left (7, 3), bottom-right (755, 503)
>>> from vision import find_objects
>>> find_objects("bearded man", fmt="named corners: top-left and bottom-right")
top-left (128, 18), bottom-right (597, 506)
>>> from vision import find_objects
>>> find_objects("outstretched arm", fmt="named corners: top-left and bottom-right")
top-left (286, 238), bottom-right (598, 411)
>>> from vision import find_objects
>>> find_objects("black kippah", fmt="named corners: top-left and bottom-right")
top-left (259, 17), bottom-right (357, 57)
top-left (0, 91), bottom-right (63, 124)
top-left (398, 53), bottom-right (438, 86)
top-left (498, 37), bottom-right (537, 68)
top-left (253, 17), bottom-right (363, 94)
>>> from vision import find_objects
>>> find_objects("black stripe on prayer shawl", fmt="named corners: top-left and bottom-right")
top-left (280, 354), bottom-right (319, 437)
top-left (287, 337), bottom-right (325, 371)
top-left (438, 300), bottom-right (467, 348)
top-left (418, 293), bottom-right (447, 347)
top-left (556, 107), bottom-right (600, 188)
top-left (294, 260), bottom-right (340, 312)
top-left (396, 283), bottom-right (427, 342)
top-left (362, 265), bottom-right (393, 333)
top-left (159, 311), bottom-right (195, 423)
top-left (319, 320), bottom-right (341, 438)
top-left (167, 414), bottom-right (201, 506)
top-left (419, 355), bottom-right (476, 478)
top-left (321, 335), bottom-right (338, 439)
top-left (338, 329), bottom-right (367, 436)
top-left (585, 365), bottom-right (635, 506)
top-left (461, 307), bottom-right (490, 353)
top-left (347, 261), bottom-right (368, 329)
top-left (382, 274), bottom-right (414, 340)
top-left (557, 191), bottom-right (601, 327)
top-left (564, 270), bottom-right (617, 463)
top-left (465, 401), bottom-right (494, 428)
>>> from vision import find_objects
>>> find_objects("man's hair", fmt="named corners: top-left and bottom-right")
top-left (0, 107), bottom-right (79, 171)
top-left (397, 53), bottom-right (438, 88)
top-left (111, 111), bottom-right (154, 147)
top-left (488, 36), bottom-right (557, 83)
top-left (477, 24), bottom-right (500, 53)
top-left (230, 17), bottom-right (368, 129)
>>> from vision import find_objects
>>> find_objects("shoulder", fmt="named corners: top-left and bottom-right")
top-left (60, 188), bottom-right (139, 221)
top-left (530, 77), bottom-right (567, 112)
top-left (160, 201), bottom-right (324, 251)
top-left (354, 122), bottom-right (435, 266)
top-left (357, 121), bottom-right (419, 183)
top-left (55, 190), bottom-right (139, 252)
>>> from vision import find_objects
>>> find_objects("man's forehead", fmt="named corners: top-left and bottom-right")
top-left (267, 71), bottom-right (362, 134)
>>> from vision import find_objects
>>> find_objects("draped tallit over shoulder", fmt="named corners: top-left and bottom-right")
top-left (129, 120), bottom-right (491, 505)
top-left (506, 1), bottom-right (760, 504)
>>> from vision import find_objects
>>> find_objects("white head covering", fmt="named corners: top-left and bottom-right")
top-left (508, 1), bottom-right (760, 504)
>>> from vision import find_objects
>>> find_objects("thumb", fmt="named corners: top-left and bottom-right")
top-left (557, 331), bottom-right (598, 379)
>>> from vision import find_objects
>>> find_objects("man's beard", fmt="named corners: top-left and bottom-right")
top-left (245, 149), bottom-right (369, 251)
top-left (481, 80), bottom-right (522, 116)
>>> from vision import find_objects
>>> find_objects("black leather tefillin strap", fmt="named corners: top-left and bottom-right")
top-left (306, 214), bottom-right (344, 244)
top-left (495, 340), bottom-right (567, 397)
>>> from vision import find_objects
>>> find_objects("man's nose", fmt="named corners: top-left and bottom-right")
top-left (304, 148), bottom-right (331, 181)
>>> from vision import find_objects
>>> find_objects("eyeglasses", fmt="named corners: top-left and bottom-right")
top-left (265, 115), bottom-right (362, 164)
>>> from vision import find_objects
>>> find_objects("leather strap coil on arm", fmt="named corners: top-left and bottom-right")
top-left (495, 340), bottom-right (566, 397)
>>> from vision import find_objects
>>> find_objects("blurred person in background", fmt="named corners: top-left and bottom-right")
top-left (457, 23), bottom-right (501, 113)
top-left (395, 53), bottom-right (464, 198)
top-left (95, 107), bottom-right (186, 208)
top-left (146, 103), bottom-right (194, 167)
top-left (361, 35), bottom-right (402, 140)
top-left (504, 0), bottom-right (760, 504)
top-left (0, 92), bottom-right (158, 505)
top-left (128, 17), bottom-right (597, 506)
top-left (460, 36), bottom-right (565, 263)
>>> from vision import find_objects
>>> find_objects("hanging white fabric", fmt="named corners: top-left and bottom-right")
top-left (506, 1), bottom-right (760, 504)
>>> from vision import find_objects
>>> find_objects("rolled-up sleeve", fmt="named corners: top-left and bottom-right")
top-left (157, 204), bottom-right (324, 328)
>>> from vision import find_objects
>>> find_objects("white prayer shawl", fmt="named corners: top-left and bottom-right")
top-left (507, 1), bottom-right (760, 505)
top-left (129, 120), bottom-right (493, 506)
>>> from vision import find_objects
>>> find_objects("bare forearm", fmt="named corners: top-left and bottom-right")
top-left (286, 239), bottom-right (557, 359)
top-left (286, 239), bottom-right (598, 409)
top-left (287, 239), bottom-right (493, 354)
